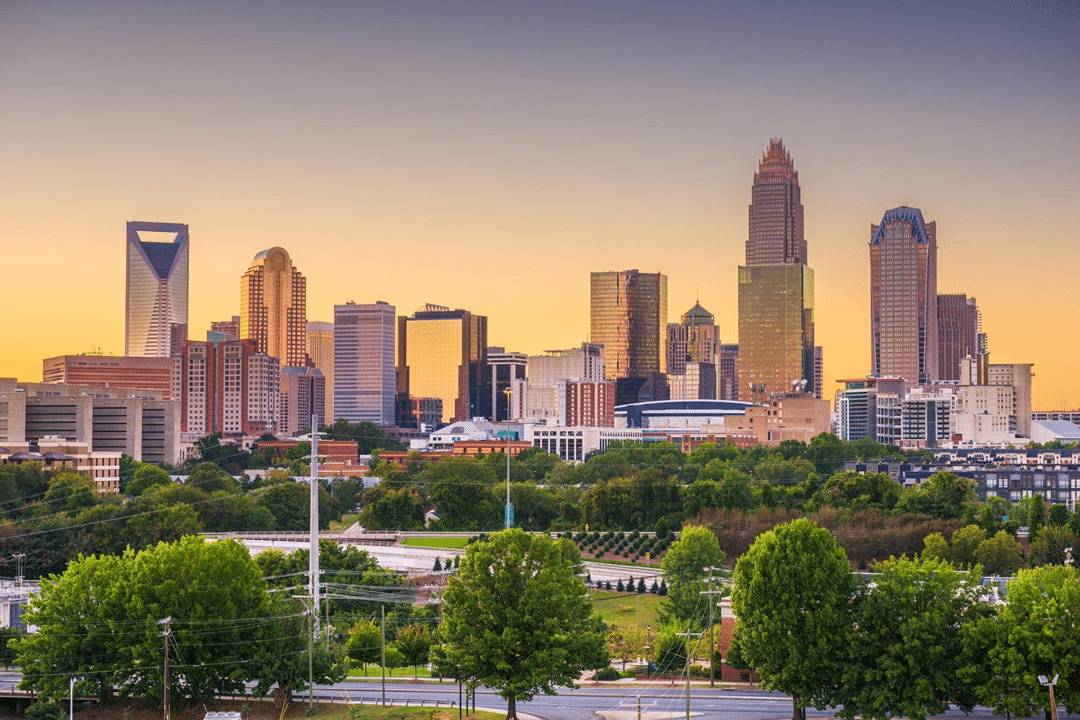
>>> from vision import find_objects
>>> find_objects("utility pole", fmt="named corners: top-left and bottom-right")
top-left (306, 595), bottom-right (314, 716)
top-left (380, 604), bottom-right (386, 706)
top-left (159, 617), bottom-right (171, 720)
top-left (309, 414), bottom-right (321, 627)
top-left (676, 630), bottom-right (702, 720)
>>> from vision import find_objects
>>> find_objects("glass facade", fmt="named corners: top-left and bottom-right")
top-left (333, 302), bottom-right (395, 425)
top-left (398, 306), bottom-right (487, 424)
top-left (738, 264), bottom-right (815, 398)
top-left (240, 247), bottom-right (308, 368)
top-left (125, 222), bottom-right (189, 358)
top-left (590, 270), bottom-right (667, 381)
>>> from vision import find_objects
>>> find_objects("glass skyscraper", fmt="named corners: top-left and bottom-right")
top-left (870, 206), bottom-right (938, 385)
top-left (590, 269), bottom-right (668, 381)
top-left (125, 221), bottom-right (189, 357)
top-left (738, 140), bottom-right (820, 399)
top-left (333, 302), bottom-right (395, 426)
top-left (397, 304), bottom-right (487, 425)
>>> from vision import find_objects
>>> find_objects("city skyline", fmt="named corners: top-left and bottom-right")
top-left (2, 1), bottom-right (1078, 410)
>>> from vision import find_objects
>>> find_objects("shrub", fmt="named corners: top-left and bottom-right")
top-left (595, 667), bottom-right (621, 681)
top-left (27, 705), bottom-right (63, 720)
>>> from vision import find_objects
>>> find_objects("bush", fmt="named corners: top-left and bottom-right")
top-left (27, 704), bottom-right (63, 720)
top-left (594, 667), bottom-right (621, 681)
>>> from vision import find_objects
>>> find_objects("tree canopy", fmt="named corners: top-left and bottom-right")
top-left (660, 524), bottom-right (726, 626)
top-left (732, 518), bottom-right (855, 720)
top-left (435, 528), bottom-right (607, 719)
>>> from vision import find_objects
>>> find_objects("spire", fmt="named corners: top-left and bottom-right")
top-left (754, 138), bottom-right (799, 186)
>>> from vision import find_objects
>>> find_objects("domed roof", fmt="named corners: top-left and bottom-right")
top-left (680, 302), bottom-right (714, 326)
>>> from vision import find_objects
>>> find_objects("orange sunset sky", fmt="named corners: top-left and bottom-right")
top-left (1, 1), bottom-right (1078, 411)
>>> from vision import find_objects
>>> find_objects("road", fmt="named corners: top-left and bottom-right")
top-left (0, 671), bottom-right (1007, 720)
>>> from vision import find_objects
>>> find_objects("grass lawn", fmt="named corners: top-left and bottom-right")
top-left (402, 537), bottom-right (471, 549)
top-left (591, 590), bottom-right (664, 661)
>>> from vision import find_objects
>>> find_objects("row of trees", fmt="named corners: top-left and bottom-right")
top-left (731, 519), bottom-right (1080, 720)
top-left (14, 536), bottom-right (347, 704)
top-left (0, 459), bottom-right (364, 579)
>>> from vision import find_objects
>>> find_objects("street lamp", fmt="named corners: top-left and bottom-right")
top-left (1039, 674), bottom-right (1060, 720)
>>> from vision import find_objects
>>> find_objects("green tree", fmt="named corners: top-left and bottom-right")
top-left (1049, 503), bottom-right (1071, 526)
top-left (359, 487), bottom-right (426, 530)
top-left (42, 473), bottom-right (99, 513)
top-left (435, 528), bottom-right (607, 719)
top-left (187, 461), bottom-right (242, 494)
top-left (257, 480), bottom-right (311, 530)
top-left (127, 464), bottom-right (172, 495)
top-left (250, 597), bottom-right (347, 706)
top-left (960, 565), bottom-right (1080, 716)
top-left (15, 537), bottom-right (272, 703)
top-left (732, 519), bottom-right (855, 720)
top-left (921, 532), bottom-right (949, 562)
top-left (394, 624), bottom-right (432, 679)
top-left (974, 530), bottom-right (1025, 576)
top-left (653, 622), bottom-right (688, 675)
top-left (660, 525), bottom-right (726, 626)
top-left (0, 626), bottom-right (26, 669)
top-left (838, 557), bottom-right (988, 720)
top-left (1028, 525), bottom-right (1080, 567)
top-left (345, 619), bottom-right (383, 675)
top-left (821, 471), bottom-right (900, 510)
top-left (949, 524), bottom-right (987, 568)
top-left (896, 472), bottom-right (975, 520)
top-left (424, 457), bottom-right (499, 530)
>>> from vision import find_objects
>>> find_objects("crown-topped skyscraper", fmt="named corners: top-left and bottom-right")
top-left (738, 139), bottom-right (821, 400)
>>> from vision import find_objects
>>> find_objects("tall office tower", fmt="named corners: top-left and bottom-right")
top-left (526, 343), bottom-right (605, 420)
top-left (125, 221), bottom-right (189, 357)
top-left (209, 316), bottom-right (240, 342)
top-left (397, 304), bottom-right (487, 425)
top-left (717, 344), bottom-right (740, 401)
top-left (180, 339), bottom-right (279, 437)
top-left (937, 294), bottom-right (979, 383)
top-left (334, 302), bottom-right (395, 426)
top-left (240, 247), bottom-right (308, 367)
top-left (870, 207), bottom-right (939, 385)
top-left (738, 140), bottom-right (818, 400)
top-left (666, 302), bottom-right (720, 376)
top-left (307, 321), bottom-right (335, 423)
top-left (487, 348), bottom-right (528, 421)
top-left (279, 366), bottom-right (325, 436)
top-left (590, 269), bottom-right (668, 405)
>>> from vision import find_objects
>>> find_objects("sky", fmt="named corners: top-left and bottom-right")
top-left (1, 0), bottom-right (1078, 410)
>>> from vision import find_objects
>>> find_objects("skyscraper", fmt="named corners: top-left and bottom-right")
top-left (240, 247), bottom-right (308, 367)
top-left (738, 140), bottom-right (819, 399)
top-left (870, 207), bottom-right (938, 385)
top-left (334, 302), bottom-right (395, 426)
top-left (397, 304), bottom-right (487, 425)
top-left (666, 302), bottom-right (720, 376)
top-left (590, 269), bottom-right (667, 378)
top-left (937, 294), bottom-right (979, 383)
top-left (125, 221), bottom-right (189, 357)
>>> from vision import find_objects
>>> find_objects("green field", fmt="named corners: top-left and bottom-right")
top-left (402, 536), bottom-right (471, 549)
top-left (591, 590), bottom-right (665, 662)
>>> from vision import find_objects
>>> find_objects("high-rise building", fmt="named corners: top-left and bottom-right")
top-left (125, 221), bottom-right (189, 358)
top-left (666, 302), bottom-right (720, 376)
top-left (738, 140), bottom-right (820, 400)
top-left (870, 206), bottom-right (939, 385)
top-left (209, 316), bottom-right (240, 342)
top-left (834, 376), bottom-right (907, 442)
top-left (306, 321), bottom-right (335, 423)
top-left (937, 294), bottom-right (979, 383)
top-left (334, 302), bottom-right (395, 426)
top-left (279, 366), bottom-right (325, 437)
top-left (397, 304), bottom-right (487, 425)
top-left (525, 343), bottom-right (605, 421)
top-left (486, 348), bottom-right (528, 421)
top-left (180, 339), bottom-right (279, 438)
top-left (240, 247), bottom-right (308, 367)
top-left (590, 270), bottom-right (668, 382)
top-left (717, 344), bottom-right (740, 402)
